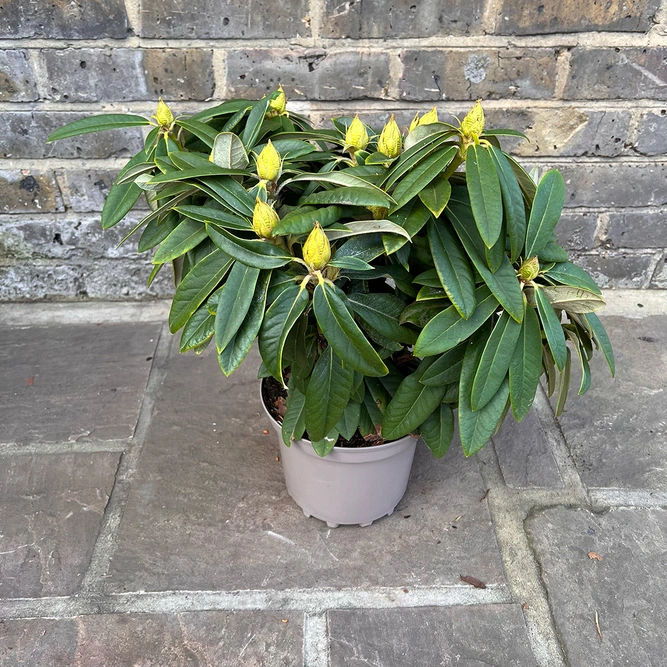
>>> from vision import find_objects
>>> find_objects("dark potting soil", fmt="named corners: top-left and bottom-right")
top-left (261, 375), bottom-right (380, 448)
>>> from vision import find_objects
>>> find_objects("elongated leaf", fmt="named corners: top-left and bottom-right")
top-left (199, 176), bottom-right (255, 217)
top-left (329, 256), bottom-right (373, 270)
top-left (540, 285), bottom-right (605, 313)
top-left (215, 263), bottom-right (260, 353)
top-left (311, 427), bottom-right (339, 458)
top-left (336, 401), bottom-right (362, 441)
top-left (525, 170), bottom-right (566, 257)
top-left (482, 129), bottom-right (529, 140)
top-left (384, 131), bottom-right (455, 188)
top-left (534, 286), bottom-right (567, 371)
top-left (538, 241), bottom-right (569, 263)
top-left (284, 171), bottom-right (394, 201)
top-left (458, 336), bottom-right (510, 457)
top-left (569, 334), bottom-right (592, 395)
top-left (419, 175), bottom-right (451, 217)
top-left (211, 132), bottom-right (249, 169)
top-left (555, 347), bottom-right (572, 417)
top-left (176, 204), bottom-right (250, 231)
top-left (415, 286), bottom-right (499, 357)
top-left (313, 282), bottom-right (388, 377)
top-left (168, 249), bottom-right (233, 333)
top-left (180, 304), bottom-right (215, 352)
top-left (391, 146), bottom-right (457, 211)
top-left (47, 114), bottom-right (150, 141)
top-left (138, 211), bottom-right (180, 253)
top-left (101, 150), bottom-right (148, 229)
top-left (447, 197), bottom-right (524, 322)
top-left (175, 118), bottom-right (218, 148)
top-left (420, 345), bottom-right (466, 387)
top-left (383, 198), bottom-right (431, 254)
top-left (281, 382), bottom-right (307, 446)
top-left (153, 218), bottom-right (207, 264)
top-left (466, 144), bottom-right (503, 248)
top-left (471, 310), bottom-right (522, 411)
top-left (305, 346), bottom-right (354, 442)
top-left (427, 220), bottom-right (476, 319)
top-left (258, 283), bottom-right (310, 381)
top-left (147, 166), bottom-right (248, 185)
top-left (324, 220), bottom-right (411, 241)
top-left (347, 292), bottom-right (417, 344)
top-left (545, 262), bottom-right (601, 295)
top-left (382, 358), bottom-right (447, 440)
top-left (583, 312), bottom-right (615, 377)
top-left (508, 300), bottom-right (543, 421)
top-left (272, 205), bottom-right (342, 236)
top-left (207, 225), bottom-right (293, 269)
top-left (420, 402), bottom-right (454, 458)
top-left (301, 186), bottom-right (390, 208)
top-left (488, 146), bottom-right (526, 263)
top-left (399, 299), bottom-right (448, 328)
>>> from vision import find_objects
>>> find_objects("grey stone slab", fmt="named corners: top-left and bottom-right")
top-left (493, 409), bottom-right (563, 489)
top-left (0, 611), bottom-right (302, 665)
top-left (0, 452), bottom-right (119, 597)
top-left (0, 50), bottom-right (38, 102)
top-left (0, 0), bottom-right (129, 39)
top-left (569, 252), bottom-right (656, 289)
top-left (329, 606), bottom-right (537, 666)
top-left (605, 209), bottom-right (667, 249)
top-left (650, 255), bottom-right (667, 288)
top-left (0, 170), bottom-right (63, 214)
top-left (0, 323), bottom-right (160, 444)
top-left (635, 111), bottom-right (667, 156)
top-left (557, 316), bottom-right (667, 490)
top-left (108, 345), bottom-right (505, 593)
top-left (527, 507), bottom-right (667, 666)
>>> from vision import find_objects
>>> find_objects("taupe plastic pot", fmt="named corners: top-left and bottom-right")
top-left (261, 384), bottom-right (418, 527)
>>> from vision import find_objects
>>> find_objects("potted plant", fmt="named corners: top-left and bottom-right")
top-left (48, 91), bottom-right (614, 527)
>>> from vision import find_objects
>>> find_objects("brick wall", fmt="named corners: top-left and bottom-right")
top-left (1, 0), bottom-right (667, 299)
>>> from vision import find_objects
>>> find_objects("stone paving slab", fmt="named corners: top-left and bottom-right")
top-left (0, 452), bottom-right (119, 598)
top-left (0, 611), bottom-right (302, 666)
top-left (0, 324), bottom-right (161, 444)
top-left (556, 315), bottom-right (667, 491)
top-left (492, 408), bottom-right (564, 489)
top-left (527, 506), bottom-right (667, 666)
top-left (328, 605), bottom-right (537, 666)
top-left (106, 344), bottom-right (505, 593)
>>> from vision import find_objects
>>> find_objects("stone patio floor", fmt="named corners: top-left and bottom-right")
top-left (0, 291), bottom-right (665, 667)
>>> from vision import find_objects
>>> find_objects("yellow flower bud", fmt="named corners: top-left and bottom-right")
top-left (409, 112), bottom-right (421, 133)
top-left (344, 115), bottom-right (369, 152)
top-left (256, 140), bottom-right (281, 182)
top-left (303, 222), bottom-right (331, 270)
top-left (252, 198), bottom-right (280, 239)
top-left (155, 98), bottom-right (174, 128)
top-left (269, 84), bottom-right (287, 115)
top-left (460, 100), bottom-right (485, 142)
top-left (517, 256), bottom-right (540, 282)
top-left (419, 106), bottom-right (438, 126)
top-left (367, 205), bottom-right (388, 220)
top-left (377, 115), bottom-right (402, 158)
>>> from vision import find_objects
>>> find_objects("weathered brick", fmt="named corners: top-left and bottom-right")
top-left (399, 49), bottom-right (559, 101)
top-left (139, 0), bottom-right (310, 38)
top-left (566, 48), bottom-right (667, 100)
top-left (1, 112), bottom-right (145, 159)
top-left (0, 50), bottom-right (37, 101)
top-left (0, 213), bottom-right (146, 260)
top-left (0, 0), bottom-right (129, 39)
top-left (557, 211), bottom-right (597, 249)
top-left (495, 0), bottom-right (660, 35)
top-left (650, 254), bottom-right (667, 287)
top-left (56, 170), bottom-right (116, 213)
top-left (41, 48), bottom-right (214, 102)
top-left (554, 161), bottom-right (667, 208)
top-left (0, 260), bottom-right (173, 300)
top-left (226, 49), bottom-right (391, 101)
top-left (605, 209), bottom-right (667, 248)
top-left (321, 0), bottom-right (483, 38)
top-left (570, 252), bottom-right (657, 288)
top-left (635, 110), bottom-right (667, 156)
top-left (0, 171), bottom-right (62, 214)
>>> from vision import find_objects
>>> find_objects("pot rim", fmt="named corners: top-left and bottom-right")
top-left (260, 378), bottom-right (418, 455)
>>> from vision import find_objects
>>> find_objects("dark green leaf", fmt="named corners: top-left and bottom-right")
top-left (311, 427), bottom-right (339, 457)
top-left (545, 262), bottom-right (602, 296)
top-left (47, 114), bottom-right (150, 141)
top-left (534, 286), bottom-right (568, 371)
top-left (419, 344), bottom-right (466, 386)
top-left (207, 225), bottom-right (293, 269)
top-left (241, 96), bottom-right (272, 149)
top-left (466, 144), bottom-right (503, 248)
top-left (525, 170), bottom-right (566, 257)
top-left (153, 218), bottom-right (207, 264)
top-left (175, 118), bottom-right (218, 148)
top-left (138, 211), bottom-right (180, 253)
top-left (383, 198), bottom-right (431, 254)
top-left (347, 292), bottom-right (417, 344)
top-left (101, 150), bottom-right (148, 229)
top-left (336, 401), bottom-right (362, 441)
top-left (179, 304), bottom-right (215, 352)
top-left (329, 256), bottom-right (374, 270)
top-left (176, 204), bottom-right (250, 231)
top-left (555, 347), bottom-right (572, 417)
top-left (272, 205), bottom-right (342, 236)
top-left (419, 175), bottom-right (451, 217)
top-left (281, 382), bottom-right (306, 447)
top-left (538, 240), bottom-right (569, 263)
top-left (583, 312), bottom-right (615, 377)
top-left (399, 299), bottom-right (448, 328)
top-left (420, 402), bottom-right (454, 458)
top-left (300, 186), bottom-right (391, 208)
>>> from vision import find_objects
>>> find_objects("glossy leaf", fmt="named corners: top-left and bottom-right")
top-left (272, 205), bottom-right (342, 236)
top-left (175, 118), bottom-right (218, 148)
top-left (466, 144), bottom-right (503, 248)
top-left (420, 402), bottom-right (455, 458)
top-left (207, 225), bottom-right (293, 269)
top-left (336, 401), bottom-right (362, 441)
top-left (176, 204), bottom-right (250, 231)
top-left (215, 262), bottom-right (260, 353)
top-left (471, 310), bottom-right (522, 411)
top-left (508, 300), bottom-right (543, 422)
top-left (555, 347), bottom-right (572, 417)
top-left (313, 282), bottom-right (388, 377)
top-left (179, 304), bottom-right (215, 352)
top-left (305, 346), bottom-right (354, 442)
top-left (168, 249), bottom-right (233, 333)
top-left (347, 292), bottom-right (417, 344)
top-left (419, 344), bottom-right (467, 387)
top-left (427, 220), bottom-right (476, 319)
top-left (152, 218), bottom-right (207, 264)
top-left (101, 150), bottom-right (148, 229)
top-left (584, 312), bottom-right (615, 377)
top-left (383, 198), bottom-right (431, 254)
top-left (301, 186), bottom-right (391, 208)
top-left (281, 382), bottom-right (306, 447)
top-left (419, 175), bottom-right (452, 217)
top-left (534, 286), bottom-right (568, 371)
top-left (545, 262), bottom-right (601, 295)
top-left (47, 114), bottom-right (150, 141)
top-left (311, 427), bottom-right (339, 458)
top-left (525, 170), bottom-right (566, 257)
top-left (241, 96), bottom-right (272, 149)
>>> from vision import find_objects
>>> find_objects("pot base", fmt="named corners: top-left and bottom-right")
top-left (302, 507), bottom-right (395, 528)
